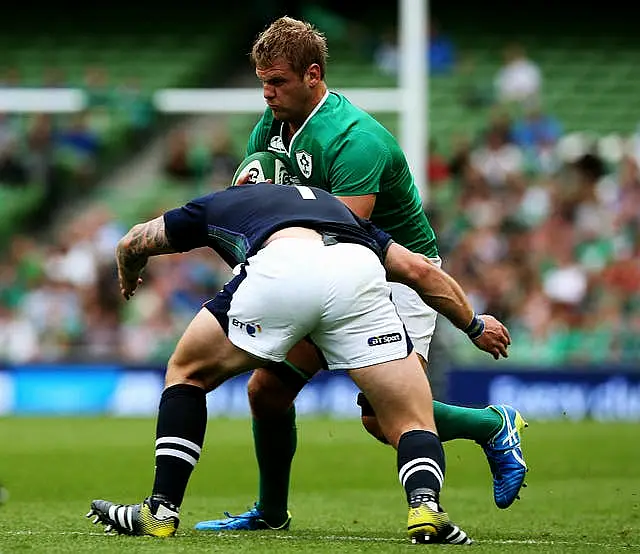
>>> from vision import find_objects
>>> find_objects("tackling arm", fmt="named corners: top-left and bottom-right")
top-left (384, 242), bottom-right (473, 329)
top-left (116, 216), bottom-right (178, 300)
top-left (383, 242), bottom-right (511, 359)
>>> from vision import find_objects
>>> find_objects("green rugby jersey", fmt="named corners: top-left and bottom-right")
top-left (246, 91), bottom-right (438, 257)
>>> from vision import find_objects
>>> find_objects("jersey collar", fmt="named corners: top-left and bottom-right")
top-left (280, 90), bottom-right (331, 157)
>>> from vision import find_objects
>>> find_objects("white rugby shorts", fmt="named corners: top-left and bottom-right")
top-left (206, 238), bottom-right (411, 370)
top-left (389, 256), bottom-right (441, 360)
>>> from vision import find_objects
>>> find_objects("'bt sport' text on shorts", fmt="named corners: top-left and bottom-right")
top-left (205, 238), bottom-right (412, 371)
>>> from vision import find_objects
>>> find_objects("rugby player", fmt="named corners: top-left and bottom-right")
top-left (195, 16), bottom-right (527, 534)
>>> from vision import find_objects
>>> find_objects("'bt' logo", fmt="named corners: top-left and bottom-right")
top-left (232, 318), bottom-right (262, 337)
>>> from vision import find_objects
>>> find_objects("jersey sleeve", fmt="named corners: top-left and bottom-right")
top-left (328, 131), bottom-right (390, 196)
top-left (163, 194), bottom-right (212, 252)
top-left (355, 214), bottom-right (394, 255)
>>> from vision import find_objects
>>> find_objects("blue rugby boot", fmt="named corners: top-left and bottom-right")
top-left (194, 503), bottom-right (291, 531)
top-left (482, 404), bottom-right (528, 509)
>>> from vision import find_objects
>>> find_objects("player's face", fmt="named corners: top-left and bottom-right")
top-left (256, 59), bottom-right (317, 125)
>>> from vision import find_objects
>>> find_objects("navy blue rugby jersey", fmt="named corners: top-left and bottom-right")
top-left (163, 182), bottom-right (393, 267)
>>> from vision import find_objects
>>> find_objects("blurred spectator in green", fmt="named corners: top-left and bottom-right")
top-left (163, 129), bottom-right (207, 182)
top-left (457, 54), bottom-right (493, 110)
top-left (117, 77), bottom-right (154, 151)
top-left (209, 131), bottom-right (241, 187)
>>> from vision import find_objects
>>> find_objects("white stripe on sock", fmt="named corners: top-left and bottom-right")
top-left (401, 464), bottom-right (443, 489)
top-left (423, 458), bottom-right (445, 484)
top-left (155, 436), bottom-right (202, 456)
top-left (399, 457), bottom-right (444, 485)
top-left (155, 448), bottom-right (198, 467)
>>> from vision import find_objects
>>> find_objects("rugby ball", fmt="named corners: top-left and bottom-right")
top-left (232, 151), bottom-right (292, 185)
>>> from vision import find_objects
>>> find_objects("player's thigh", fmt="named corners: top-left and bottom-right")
top-left (167, 308), bottom-right (260, 390)
top-left (310, 243), bottom-right (410, 370)
top-left (348, 352), bottom-right (435, 447)
top-left (286, 339), bottom-right (323, 375)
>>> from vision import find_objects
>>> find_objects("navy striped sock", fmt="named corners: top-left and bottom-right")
top-left (152, 384), bottom-right (207, 506)
top-left (397, 430), bottom-right (445, 503)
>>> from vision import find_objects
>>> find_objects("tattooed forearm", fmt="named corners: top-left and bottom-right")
top-left (116, 216), bottom-right (177, 274)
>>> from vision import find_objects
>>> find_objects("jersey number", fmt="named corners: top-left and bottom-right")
top-left (295, 186), bottom-right (316, 200)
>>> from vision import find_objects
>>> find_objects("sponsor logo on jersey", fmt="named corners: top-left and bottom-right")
top-left (274, 159), bottom-right (293, 185)
top-left (295, 150), bottom-right (313, 179)
top-left (231, 318), bottom-right (262, 337)
top-left (268, 136), bottom-right (287, 153)
top-left (367, 332), bottom-right (403, 347)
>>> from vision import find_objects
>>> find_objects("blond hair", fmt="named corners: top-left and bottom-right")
top-left (251, 16), bottom-right (328, 79)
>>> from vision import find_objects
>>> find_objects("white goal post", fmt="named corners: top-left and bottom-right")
top-left (0, 89), bottom-right (86, 113)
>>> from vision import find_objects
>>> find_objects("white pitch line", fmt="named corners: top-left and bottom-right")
top-left (304, 536), bottom-right (638, 549)
top-left (2, 531), bottom-right (108, 536)
top-left (1, 530), bottom-right (638, 549)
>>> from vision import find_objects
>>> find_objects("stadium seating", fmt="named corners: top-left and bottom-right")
top-left (322, 30), bottom-right (640, 148)
top-left (0, 28), bottom-right (229, 250)
top-left (450, 32), bottom-right (640, 136)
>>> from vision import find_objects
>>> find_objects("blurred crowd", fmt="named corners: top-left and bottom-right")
top-left (0, 204), bottom-right (231, 364)
top-left (0, 65), bottom-right (154, 225)
top-left (0, 63), bottom-right (229, 365)
top-left (373, 21), bottom-right (639, 365)
top-left (429, 113), bottom-right (640, 365)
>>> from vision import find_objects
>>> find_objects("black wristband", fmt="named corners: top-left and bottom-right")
top-left (464, 313), bottom-right (485, 340)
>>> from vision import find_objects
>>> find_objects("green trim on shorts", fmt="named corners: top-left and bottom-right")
top-left (282, 360), bottom-right (311, 382)
top-left (267, 360), bottom-right (311, 390)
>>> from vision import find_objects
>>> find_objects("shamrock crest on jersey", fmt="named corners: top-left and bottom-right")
top-left (295, 150), bottom-right (313, 179)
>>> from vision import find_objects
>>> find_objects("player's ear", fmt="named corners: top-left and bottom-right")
top-left (306, 64), bottom-right (322, 87)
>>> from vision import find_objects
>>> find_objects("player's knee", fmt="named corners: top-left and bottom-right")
top-left (361, 414), bottom-right (390, 445)
top-left (248, 368), bottom-right (298, 419)
top-left (357, 393), bottom-right (390, 445)
top-left (358, 393), bottom-right (432, 447)
top-left (165, 354), bottom-right (209, 390)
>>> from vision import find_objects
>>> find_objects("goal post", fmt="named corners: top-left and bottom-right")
top-left (0, 88), bottom-right (86, 113)
top-left (153, 88), bottom-right (403, 115)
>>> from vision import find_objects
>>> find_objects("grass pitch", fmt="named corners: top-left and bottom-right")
top-left (0, 417), bottom-right (638, 553)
